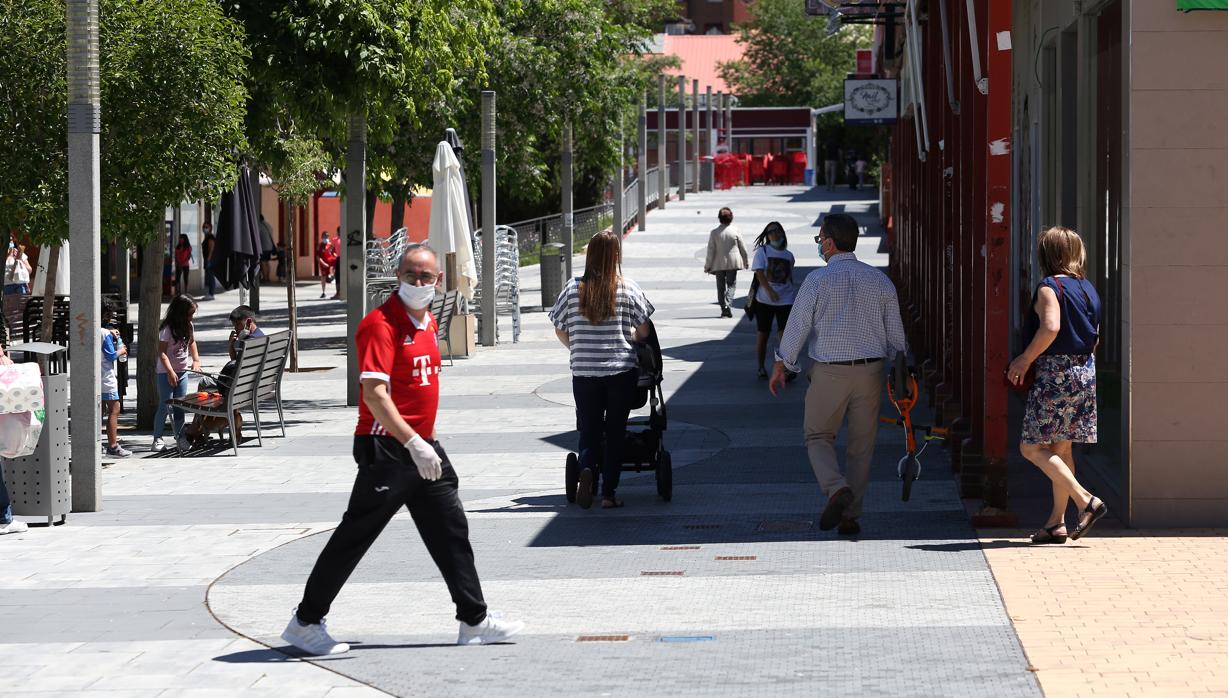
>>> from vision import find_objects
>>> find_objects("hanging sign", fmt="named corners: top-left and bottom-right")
top-left (844, 79), bottom-right (898, 125)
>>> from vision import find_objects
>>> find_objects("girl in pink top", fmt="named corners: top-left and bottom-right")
top-left (152, 295), bottom-right (200, 452)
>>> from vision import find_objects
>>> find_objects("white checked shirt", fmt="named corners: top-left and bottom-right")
top-left (775, 252), bottom-right (908, 372)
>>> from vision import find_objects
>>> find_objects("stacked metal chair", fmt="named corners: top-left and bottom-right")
top-left (366, 227), bottom-right (410, 308)
top-left (471, 225), bottom-right (521, 343)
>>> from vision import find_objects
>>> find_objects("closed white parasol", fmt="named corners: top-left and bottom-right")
top-left (426, 141), bottom-right (477, 301)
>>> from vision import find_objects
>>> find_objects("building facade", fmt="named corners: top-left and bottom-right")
top-left (869, 0), bottom-right (1228, 526)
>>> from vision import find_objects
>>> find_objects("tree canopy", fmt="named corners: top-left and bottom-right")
top-left (720, 0), bottom-right (884, 166)
top-left (720, 0), bottom-right (871, 109)
top-left (0, 0), bottom-right (249, 245)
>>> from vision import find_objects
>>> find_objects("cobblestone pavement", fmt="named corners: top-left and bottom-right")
top-left (981, 529), bottom-right (1228, 697)
top-left (3, 185), bottom-right (1041, 697)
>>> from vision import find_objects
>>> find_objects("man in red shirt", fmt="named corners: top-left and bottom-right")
top-left (281, 243), bottom-right (524, 656)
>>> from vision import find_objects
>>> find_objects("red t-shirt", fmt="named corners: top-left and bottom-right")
top-left (354, 294), bottom-right (441, 439)
top-left (175, 246), bottom-right (191, 268)
top-left (317, 241), bottom-right (337, 267)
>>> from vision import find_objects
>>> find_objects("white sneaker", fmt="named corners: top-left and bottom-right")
top-left (151, 438), bottom-right (167, 453)
top-left (457, 611), bottom-right (525, 646)
top-left (0, 520), bottom-right (29, 535)
top-left (281, 613), bottom-right (349, 656)
top-left (104, 444), bottom-right (133, 458)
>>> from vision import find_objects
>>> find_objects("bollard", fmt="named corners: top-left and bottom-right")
top-left (540, 243), bottom-right (566, 308)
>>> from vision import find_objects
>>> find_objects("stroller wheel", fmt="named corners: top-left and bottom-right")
top-left (656, 450), bottom-right (673, 502)
top-left (565, 453), bottom-right (579, 503)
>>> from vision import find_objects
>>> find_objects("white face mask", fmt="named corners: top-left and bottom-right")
top-left (398, 281), bottom-right (436, 310)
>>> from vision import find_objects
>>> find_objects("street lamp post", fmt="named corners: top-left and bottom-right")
top-left (344, 112), bottom-right (367, 406)
top-left (677, 76), bottom-right (686, 201)
top-left (67, 0), bottom-right (102, 511)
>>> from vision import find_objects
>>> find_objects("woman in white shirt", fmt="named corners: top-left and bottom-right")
top-left (750, 222), bottom-right (797, 379)
top-left (4, 244), bottom-right (32, 296)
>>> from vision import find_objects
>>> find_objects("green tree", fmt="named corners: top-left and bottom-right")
top-left (720, 0), bottom-right (870, 109)
top-left (0, 0), bottom-right (249, 427)
top-left (720, 0), bottom-right (884, 181)
top-left (268, 129), bottom-right (330, 371)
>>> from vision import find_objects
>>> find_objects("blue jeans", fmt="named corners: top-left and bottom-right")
top-left (153, 372), bottom-right (188, 440)
top-left (572, 369), bottom-right (638, 498)
top-left (0, 462), bottom-right (12, 524)
top-left (4, 283), bottom-right (28, 296)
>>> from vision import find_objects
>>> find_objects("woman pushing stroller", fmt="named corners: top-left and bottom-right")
top-left (550, 231), bottom-right (655, 510)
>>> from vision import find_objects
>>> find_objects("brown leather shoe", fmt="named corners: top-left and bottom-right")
top-left (820, 487), bottom-right (854, 531)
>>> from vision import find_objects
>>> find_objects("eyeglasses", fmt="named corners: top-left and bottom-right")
top-left (814, 235), bottom-right (829, 244)
top-left (400, 270), bottom-right (441, 285)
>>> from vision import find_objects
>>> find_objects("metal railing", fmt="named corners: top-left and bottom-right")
top-left (502, 202), bottom-right (613, 266)
top-left (619, 177), bottom-right (639, 233)
top-left (645, 167), bottom-right (661, 207)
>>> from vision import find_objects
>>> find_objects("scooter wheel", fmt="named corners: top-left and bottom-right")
top-left (900, 455), bottom-right (919, 502)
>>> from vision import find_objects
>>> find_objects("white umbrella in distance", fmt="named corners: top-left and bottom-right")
top-left (427, 141), bottom-right (477, 301)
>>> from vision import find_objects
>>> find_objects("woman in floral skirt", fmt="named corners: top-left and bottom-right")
top-left (1007, 226), bottom-right (1109, 543)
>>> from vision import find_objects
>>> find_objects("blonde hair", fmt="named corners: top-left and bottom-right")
top-left (1037, 226), bottom-right (1086, 279)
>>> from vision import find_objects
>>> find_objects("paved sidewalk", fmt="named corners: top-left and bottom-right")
top-left (2, 185), bottom-right (1040, 697)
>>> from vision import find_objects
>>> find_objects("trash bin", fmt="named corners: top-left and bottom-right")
top-left (700, 157), bottom-right (715, 191)
top-left (2, 342), bottom-right (68, 525)
top-left (540, 243), bottom-right (565, 308)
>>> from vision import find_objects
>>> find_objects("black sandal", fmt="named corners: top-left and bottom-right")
top-left (1070, 497), bottom-right (1107, 540)
top-left (1030, 524), bottom-right (1068, 545)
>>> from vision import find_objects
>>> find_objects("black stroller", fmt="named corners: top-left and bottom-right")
top-left (565, 321), bottom-right (672, 503)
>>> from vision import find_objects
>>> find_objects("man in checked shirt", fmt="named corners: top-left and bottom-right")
top-left (769, 213), bottom-right (908, 536)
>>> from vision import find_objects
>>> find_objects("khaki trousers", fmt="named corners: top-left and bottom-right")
top-left (803, 362), bottom-right (884, 519)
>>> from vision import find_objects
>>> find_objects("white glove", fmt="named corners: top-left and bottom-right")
top-left (405, 434), bottom-right (443, 481)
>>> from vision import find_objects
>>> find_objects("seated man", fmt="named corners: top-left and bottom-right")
top-left (179, 306), bottom-right (267, 451)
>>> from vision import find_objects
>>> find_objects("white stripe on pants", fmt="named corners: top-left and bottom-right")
top-left (803, 361), bottom-right (883, 519)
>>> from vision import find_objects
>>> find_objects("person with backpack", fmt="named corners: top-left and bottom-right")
top-left (750, 221), bottom-right (797, 380)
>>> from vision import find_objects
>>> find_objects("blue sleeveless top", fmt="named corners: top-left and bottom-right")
top-left (1025, 276), bottom-right (1101, 355)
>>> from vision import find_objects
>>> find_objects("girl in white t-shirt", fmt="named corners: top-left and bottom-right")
top-left (750, 222), bottom-right (796, 379)
top-left (152, 295), bottom-right (200, 452)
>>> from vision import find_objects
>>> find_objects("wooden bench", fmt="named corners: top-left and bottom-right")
top-left (429, 290), bottom-right (460, 366)
top-left (254, 330), bottom-right (291, 437)
top-left (168, 334), bottom-right (269, 456)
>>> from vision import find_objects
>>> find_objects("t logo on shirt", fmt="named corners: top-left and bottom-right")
top-left (412, 355), bottom-right (433, 386)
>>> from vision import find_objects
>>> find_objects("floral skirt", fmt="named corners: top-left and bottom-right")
top-left (1021, 354), bottom-right (1098, 445)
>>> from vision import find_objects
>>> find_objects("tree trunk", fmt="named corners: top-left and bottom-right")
top-left (39, 245), bottom-right (61, 343)
top-left (249, 166), bottom-right (262, 313)
top-left (365, 189), bottom-right (377, 237)
top-left (136, 234), bottom-right (164, 430)
top-left (390, 190), bottom-right (406, 235)
top-left (285, 200), bottom-right (300, 372)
